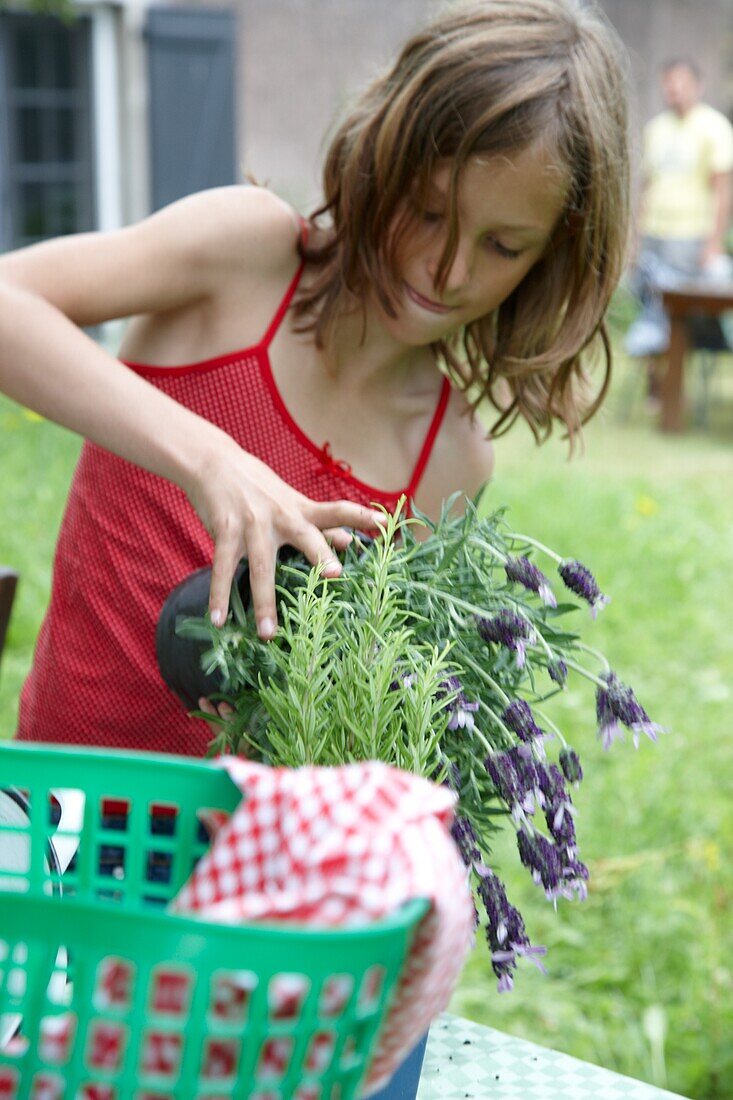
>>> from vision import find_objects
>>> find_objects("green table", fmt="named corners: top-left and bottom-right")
top-left (418, 1015), bottom-right (686, 1099)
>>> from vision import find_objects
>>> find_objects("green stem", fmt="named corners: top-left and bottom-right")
top-left (460, 650), bottom-right (511, 706)
top-left (532, 706), bottom-right (567, 746)
top-left (465, 716), bottom-right (496, 755)
top-left (447, 602), bottom-right (470, 630)
top-left (532, 630), bottom-right (555, 661)
top-left (407, 581), bottom-right (495, 620)
top-left (465, 536), bottom-right (508, 565)
top-left (510, 532), bottom-right (564, 564)
top-left (563, 655), bottom-right (608, 690)
top-left (477, 701), bottom-right (513, 744)
top-left (573, 640), bottom-right (612, 673)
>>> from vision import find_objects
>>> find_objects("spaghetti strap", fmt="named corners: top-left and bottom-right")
top-left (406, 376), bottom-right (451, 499)
top-left (259, 258), bottom-right (306, 350)
top-left (260, 218), bottom-right (309, 350)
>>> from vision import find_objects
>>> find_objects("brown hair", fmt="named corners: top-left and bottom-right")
top-left (293, 0), bottom-right (631, 443)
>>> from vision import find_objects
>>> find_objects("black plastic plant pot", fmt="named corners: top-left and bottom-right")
top-left (156, 546), bottom-right (309, 712)
top-left (155, 559), bottom-right (251, 712)
top-left (156, 535), bottom-right (376, 712)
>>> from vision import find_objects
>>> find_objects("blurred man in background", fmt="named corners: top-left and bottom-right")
top-left (625, 58), bottom-right (733, 394)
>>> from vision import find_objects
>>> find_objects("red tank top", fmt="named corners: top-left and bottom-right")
top-left (17, 260), bottom-right (451, 756)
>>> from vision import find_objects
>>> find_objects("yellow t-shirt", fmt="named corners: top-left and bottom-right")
top-left (641, 103), bottom-right (733, 239)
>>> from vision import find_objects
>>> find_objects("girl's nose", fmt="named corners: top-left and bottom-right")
top-left (427, 243), bottom-right (472, 294)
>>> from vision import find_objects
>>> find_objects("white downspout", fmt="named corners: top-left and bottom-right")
top-left (90, 4), bottom-right (123, 233)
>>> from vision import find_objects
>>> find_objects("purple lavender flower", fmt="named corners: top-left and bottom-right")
top-left (437, 675), bottom-right (479, 731)
top-left (596, 672), bottom-right (663, 750)
top-left (476, 610), bottom-right (536, 668)
top-left (558, 559), bottom-right (609, 618)
top-left (596, 681), bottom-right (625, 749)
top-left (563, 857), bottom-right (590, 900)
top-left (517, 826), bottom-right (589, 901)
top-left (484, 752), bottom-right (520, 806)
top-left (437, 756), bottom-right (462, 794)
top-left (559, 748), bottom-right (583, 784)
top-left (477, 870), bottom-right (547, 992)
top-left (389, 670), bottom-right (416, 692)
top-left (536, 763), bottom-right (566, 805)
top-left (485, 748), bottom-right (544, 821)
top-left (504, 556), bottom-right (557, 608)
top-left (502, 699), bottom-right (545, 743)
top-left (548, 659), bottom-right (568, 687)
top-left (517, 827), bottom-right (564, 897)
top-left (451, 816), bottom-right (482, 869)
top-left (538, 764), bottom-right (577, 854)
top-left (550, 805), bottom-right (577, 854)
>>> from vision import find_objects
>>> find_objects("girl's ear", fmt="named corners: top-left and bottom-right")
top-left (564, 211), bottom-right (583, 236)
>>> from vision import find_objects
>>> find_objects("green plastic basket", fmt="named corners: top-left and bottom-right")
top-left (0, 743), bottom-right (426, 1099)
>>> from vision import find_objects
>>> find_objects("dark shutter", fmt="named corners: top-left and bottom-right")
top-left (146, 7), bottom-right (237, 212)
top-left (0, 11), bottom-right (94, 252)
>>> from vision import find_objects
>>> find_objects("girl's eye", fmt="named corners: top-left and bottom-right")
top-left (486, 235), bottom-right (523, 260)
top-left (419, 208), bottom-right (444, 225)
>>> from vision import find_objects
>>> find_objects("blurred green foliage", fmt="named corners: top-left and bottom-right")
top-left (0, 1), bottom-right (75, 15)
top-left (455, 348), bottom-right (733, 1100)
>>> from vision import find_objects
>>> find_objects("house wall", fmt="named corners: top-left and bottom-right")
top-left (4, 0), bottom-right (733, 232)
top-left (232, 0), bottom-right (733, 208)
top-left (603, 0), bottom-right (733, 122)
top-left (232, 0), bottom-right (440, 208)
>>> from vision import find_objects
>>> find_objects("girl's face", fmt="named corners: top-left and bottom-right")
top-left (381, 146), bottom-right (568, 345)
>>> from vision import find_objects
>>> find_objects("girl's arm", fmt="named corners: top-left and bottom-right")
top-left (0, 189), bottom-right (384, 636)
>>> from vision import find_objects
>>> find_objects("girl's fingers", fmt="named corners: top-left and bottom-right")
top-left (208, 528), bottom-right (243, 627)
top-left (323, 527), bottom-right (354, 552)
top-left (308, 500), bottom-right (389, 533)
top-left (244, 526), bottom-right (279, 639)
top-left (289, 524), bottom-right (345, 581)
top-left (197, 697), bottom-right (235, 738)
top-left (197, 697), bottom-right (234, 719)
top-left (197, 696), bottom-right (220, 736)
top-left (204, 495), bottom-right (390, 640)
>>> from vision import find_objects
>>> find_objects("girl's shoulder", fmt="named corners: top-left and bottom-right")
top-left (117, 187), bottom-right (302, 363)
top-left (173, 185), bottom-right (302, 288)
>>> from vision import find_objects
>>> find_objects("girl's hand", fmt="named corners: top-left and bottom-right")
top-left (198, 698), bottom-right (251, 762)
top-left (198, 696), bottom-right (236, 736)
top-left (186, 441), bottom-right (387, 638)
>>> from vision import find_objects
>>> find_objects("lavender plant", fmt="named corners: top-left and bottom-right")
top-left (179, 494), bottom-right (661, 992)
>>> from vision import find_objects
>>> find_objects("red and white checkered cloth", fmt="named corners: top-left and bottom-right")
top-left (171, 759), bottom-right (475, 1092)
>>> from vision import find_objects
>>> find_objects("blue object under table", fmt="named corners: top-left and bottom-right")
top-left (417, 1014), bottom-right (688, 1099)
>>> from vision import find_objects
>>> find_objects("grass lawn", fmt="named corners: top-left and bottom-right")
top-left (1, 345), bottom-right (732, 1098)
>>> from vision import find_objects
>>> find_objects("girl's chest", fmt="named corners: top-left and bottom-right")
top-left (267, 335), bottom-right (444, 494)
top-left (120, 277), bottom-right (453, 497)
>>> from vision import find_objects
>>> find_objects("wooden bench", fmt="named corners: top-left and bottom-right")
top-left (661, 282), bottom-right (733, 432)
top-left (0, 568), bottom-right (19, 667)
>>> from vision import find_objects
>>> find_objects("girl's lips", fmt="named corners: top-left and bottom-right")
top-left (404, 282), bottom-right (454, 314)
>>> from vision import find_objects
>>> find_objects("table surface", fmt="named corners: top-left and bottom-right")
top-left (418, 1015), bottom-right (687, 1100)
top-left (662, 283), bottom-right (733, 310)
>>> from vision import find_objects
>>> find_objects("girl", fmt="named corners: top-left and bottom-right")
top-left (0, 0), bottom-right (630, 756)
